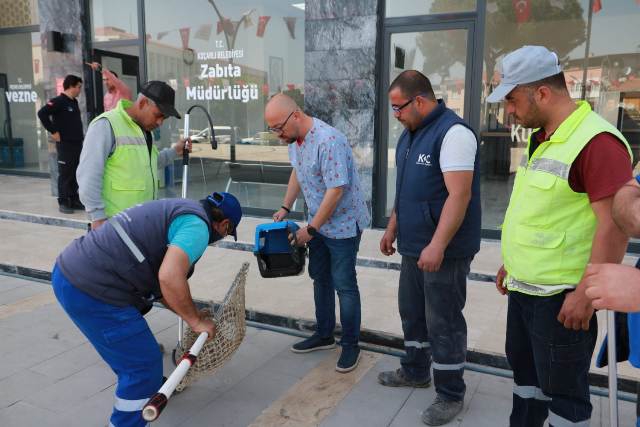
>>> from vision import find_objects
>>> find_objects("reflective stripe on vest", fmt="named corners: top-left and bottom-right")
top-left (502, 101), bottom-right (631, 293)
top-left (92, 99), bottom-right (159, 218)
top-left (109, 217), bottom-right (145, 263)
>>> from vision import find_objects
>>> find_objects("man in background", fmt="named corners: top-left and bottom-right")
top-left (38, 74), bottom-right (85, 214)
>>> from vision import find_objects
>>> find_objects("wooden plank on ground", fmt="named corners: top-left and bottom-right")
top-left (249, 349), bottom-right (380, 427)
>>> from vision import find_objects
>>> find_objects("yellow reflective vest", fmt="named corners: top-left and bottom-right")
top-left (93, 99), bottom-right (159, 217)
top-left (502, 101), bottom-right (631, 296)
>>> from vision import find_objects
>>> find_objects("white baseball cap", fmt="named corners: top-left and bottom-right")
top-left (486, 45), bottom-right (562, 103)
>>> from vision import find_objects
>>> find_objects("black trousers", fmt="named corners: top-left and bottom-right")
top-left (56, 141), bottom-right (82, 204)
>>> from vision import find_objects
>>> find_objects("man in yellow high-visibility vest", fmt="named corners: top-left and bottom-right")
top-left (77, 81), bottom-right (188, 230)
top-left (489, 46), bottom-right (632, 426)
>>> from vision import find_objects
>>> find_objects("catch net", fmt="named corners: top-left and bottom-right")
top-left (176, 262), bottom-right (248, 391)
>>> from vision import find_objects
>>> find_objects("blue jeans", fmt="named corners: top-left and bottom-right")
top-left (307, 232), bottom-right (362, 348)
top-left (52, 264), bottom-right (162, 427)
top-left (398, 255), bottom-right (471, 402)
top-left (506, 291), bottom-right (597, 427)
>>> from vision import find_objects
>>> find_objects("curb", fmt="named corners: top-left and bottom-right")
top-left (1, 262), bottom-right (637, 395)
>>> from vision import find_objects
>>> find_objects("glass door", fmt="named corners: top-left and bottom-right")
top-left (377, 21), bottom-right (476, 224)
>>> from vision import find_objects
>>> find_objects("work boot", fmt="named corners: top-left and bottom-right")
top-left (290, 334), bottom-right (335, 353)
top-left (378, 368), bottom-right (431, 388)
top-left (58, 199), bottom-right (74, 214)
top-left (421, 395), bottom-right (463, 426)
top-left (336, 346), bottom-right (360, 373)
top-left (71, 198), bottom-right (84, 210)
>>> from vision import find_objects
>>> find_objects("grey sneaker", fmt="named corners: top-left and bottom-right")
top-left (421, 395), bottom-right (463, 426)
top-left (291, 335), bottom-right (336, 353)
top-left (377, 368), bottom-right (431, 388)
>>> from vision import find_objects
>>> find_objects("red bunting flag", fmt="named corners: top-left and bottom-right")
top-left (179, 27), bottom-right (190, 49)
top-left (257, 16), bottom-right (271, 38)
top-left (283, 17), bottom-right (297, 39)
top-left (592, 0), bottom-right (602, 13)
top-left (217, 18), bottom-right (234, 35)
top-left (512, 0), bottom-right (530, 23)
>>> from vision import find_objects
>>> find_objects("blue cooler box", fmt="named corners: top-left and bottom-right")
top-left (254, 221), bottom-right (306, 278)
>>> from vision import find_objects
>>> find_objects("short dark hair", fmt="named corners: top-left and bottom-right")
top-left (389, 70), bottom-right (436, 101)
top-left (110, 70), bottom-right (119, 79)
top-left (522, 72), bottom-right (568, 94)
top-left (63, 74), bottom-right (82, 90)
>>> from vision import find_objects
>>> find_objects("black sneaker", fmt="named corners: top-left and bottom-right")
top-left (290, 335), bottom-right (336, 353)
top-left (336, 346), bottom-right (361, 373)
top-left (378, 368), bottom-right (431, 388)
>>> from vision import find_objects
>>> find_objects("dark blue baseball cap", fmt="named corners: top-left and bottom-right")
top-left (206, 191), bottom-right (242, 240)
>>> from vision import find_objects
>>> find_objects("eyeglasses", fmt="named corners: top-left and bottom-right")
top-left (391, 94), bottom-right (428, 113)
top-left (268, 110), bottom-right (296, 134)
top-left (207, 192), bottom-right (236, 235)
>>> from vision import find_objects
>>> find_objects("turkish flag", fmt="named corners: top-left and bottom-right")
top-left (512, 0), bottom-right (530, 23)
top-left (257, 16), bottom-right (271, 38)
top-left (593, 0), bottom-right (602, 13)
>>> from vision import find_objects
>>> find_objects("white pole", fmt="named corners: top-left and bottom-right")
top-left (607, 310), bottom-right (619, 427)
top-left (177, 113), bottom-right (191, 350)
top-left (143, 331), bottom-right (208, 422)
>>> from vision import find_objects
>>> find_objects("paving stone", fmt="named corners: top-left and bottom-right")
top-left (0, 401), bottom-right (62, 427)
top-left (0, 282), bottom-right (49, 305)
top-left (0, 369), bottom-right (57, 408)
top-left (29, 342), bottom-right (104, 381)
top-left (181, 367), bottom-right (302, 427)
top-left (321, 354), bottom-right (413, 427)
top-left (23, 363), bottom-right (116, 413)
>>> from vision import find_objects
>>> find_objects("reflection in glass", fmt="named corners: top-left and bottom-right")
top-left (0, 32), bottom-right (47, 173)
top-left (479, 0), bottom-right (640, 232)
top-left (145, 0), bottom-right (305, 214)
top-left (386, 0), bottom-right (476, 18)
top-left (385, 29), bottom-right (468, 216)
top-left (91, 0), bottom-right (138, 41)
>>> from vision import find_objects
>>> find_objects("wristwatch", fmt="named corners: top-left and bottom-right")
top-left (306, 225), bottom-right (318, 237)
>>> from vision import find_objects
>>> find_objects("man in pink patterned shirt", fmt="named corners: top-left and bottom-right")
top-left (266, 94), bottom-right (370, 374)
top-left (88, 62), bottom-right (132, 111)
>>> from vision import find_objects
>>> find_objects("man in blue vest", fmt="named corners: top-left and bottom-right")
top-left (584, 176), bottom-right (640, 427)
top-left (377, 70), bottom-right (481, 426)
top-left (51, 191), bottom-right (242, 427)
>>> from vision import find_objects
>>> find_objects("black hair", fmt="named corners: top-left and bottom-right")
top-left (522, 72), bottom-right (568, 94)
top-left (110, 70), bottom-right (119, 79)
top-left (389, 70), bottom-right (436, 101)
top-left (63, 74), bottom-right (82, 90)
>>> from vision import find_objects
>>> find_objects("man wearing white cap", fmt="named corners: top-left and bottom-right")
top-left (489, 46), bottom-right (632, 426)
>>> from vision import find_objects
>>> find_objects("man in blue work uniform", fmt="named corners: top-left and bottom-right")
top-left (584, 175), bottom-right (640, 427)
top-left (51, 191), bottom-right (242, 427)
top-left (377, 70), bottom-right (481, 426)
top-left (37, 74), bottom-right (84, 214)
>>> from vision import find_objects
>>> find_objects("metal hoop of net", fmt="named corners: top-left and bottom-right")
top-left (176, 262), bottom-right (248, 391)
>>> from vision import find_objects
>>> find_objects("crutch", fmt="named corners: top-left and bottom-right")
top-left (173, 105), bottom-right (217, 365)
top-left (607, 309), bottom-right (619, 427)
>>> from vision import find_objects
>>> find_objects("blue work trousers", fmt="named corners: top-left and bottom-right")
top-left (52, 264), bottom-right (162, 427)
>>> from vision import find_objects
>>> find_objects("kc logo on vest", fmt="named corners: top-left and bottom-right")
top-left (416, 153), bottom-right (432, 166)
